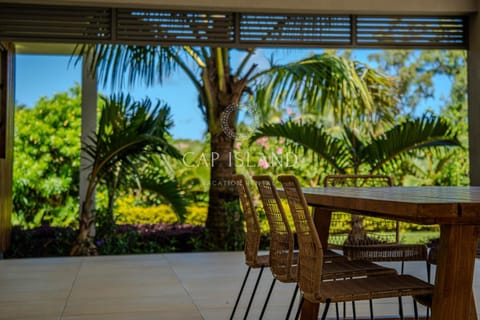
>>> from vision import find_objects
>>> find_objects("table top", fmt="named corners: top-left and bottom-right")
top-left (294, 186), bottom-right (480, 225)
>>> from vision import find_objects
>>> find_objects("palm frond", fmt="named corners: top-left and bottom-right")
top-left (83, 94), bottom-right (182, 188)
top-left (342, 126), bottom-right (368, 172)
top-left (252, 53), bottom-right (396, 125)
top-left (364, 115), bottom-right (462, 172)
top-left (140, 177), bottom-right (188, 223)
top-left (250, 121), bottom-right (350, 172)
top-left (74, 44), bottom-right (178, 90)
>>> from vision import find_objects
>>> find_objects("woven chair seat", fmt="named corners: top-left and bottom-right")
top-left (295, 249), bottom-right (344, 261)
top-left (324, 249), bottom-right (345, 261)
top-left (248, 254), bottom-right (270, 268)
top-left (275, 255), bottom-right (396, 283)
top-left (413, 244), bottom-right (438, 308)
top-left (343, 243), bottom-right (428, 262)
top-left (322, 259), bottom-right (396, 280)
top-left (413, 294), bottom-right (433, 307)
top-left (313, 275), bottom-right (434, 303)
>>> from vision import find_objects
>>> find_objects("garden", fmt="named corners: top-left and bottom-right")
top-left (8, 48), bottom-right (468, 258)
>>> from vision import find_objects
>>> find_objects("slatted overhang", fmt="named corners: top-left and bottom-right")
top-left (239, 14), bottom-right (352, 46)
top-left (116, 9), bottom-right (235, 44)
top-left (0, 3), bottom-right (469, 49)
top-left (355, 16), bottom-right (467, 48)
top-left (0, 4), bottom-right (112, 42)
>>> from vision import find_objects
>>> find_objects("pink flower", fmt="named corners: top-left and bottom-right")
top-left (256, 136), bottom-right (269, 149)
top-left (235, 142), bottom-right (242, 150)
top-left (286, 108), bottom-right (294, 116)
top-left (258, 159), bottom-right (270, 169)
top-left (279, 138), bottom-right (285, 144)
top-left (276, 147), bottom-right (283, 155)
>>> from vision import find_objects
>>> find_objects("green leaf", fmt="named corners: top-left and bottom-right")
top-left (250, 121), bottom-right (350, 172)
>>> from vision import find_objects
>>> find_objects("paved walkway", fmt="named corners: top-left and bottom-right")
top-left (0, 252), bottom-right (478, 319)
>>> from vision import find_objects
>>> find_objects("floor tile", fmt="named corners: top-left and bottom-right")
top-left (0, 252), bottom-right (478, 319)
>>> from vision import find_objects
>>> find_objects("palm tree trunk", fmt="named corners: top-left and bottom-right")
top-left (205, 131), bottom-right (243, 250)
top-left (70, 179), bottom-right (98, 256)
top-left (345, 215), bottom-right (368, 244)
top-left (70, 198), bottom-right (97, 256)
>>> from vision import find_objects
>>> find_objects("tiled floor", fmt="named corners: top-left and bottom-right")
top-left (0, 252), bottom-right (478, 320)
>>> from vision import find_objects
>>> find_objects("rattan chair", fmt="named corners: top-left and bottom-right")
top-left (253, 175), bottom-right (398, 320)
top-left (324, 174), bottom-right (428, 273)
top-left (412, 245), bottom-right (438, 320)
top-left (230, 174), bottom-right (271, 320)
top-left (253, 175), bottom-right (299, 320)
top-left (278, 175), bottom-right (434, 320)
top-left (325, 174), bottom-right (429, 318)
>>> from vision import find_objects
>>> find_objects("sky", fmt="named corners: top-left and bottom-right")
top-left (15, 49), bottom-right (451, 140)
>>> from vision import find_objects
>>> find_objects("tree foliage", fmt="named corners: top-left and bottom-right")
top-left (368, 50), bottom-right (469, 185)
top-left (13, 85), bottom-right (82, 227)
top-left (71, 94), bottom-right (185, 255)
top-left (76, 44), bottom-right (398, 249)
top-left (251, 115), bottom-right (462, 174)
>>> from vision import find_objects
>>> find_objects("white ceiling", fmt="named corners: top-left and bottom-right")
top-left (0, 0), bottom-right (477, 15)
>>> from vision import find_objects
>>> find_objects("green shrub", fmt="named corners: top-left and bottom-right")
top-left (329, 212), bottom-right (439, 233)
top-left (115, 195), bottom-right (207, 225)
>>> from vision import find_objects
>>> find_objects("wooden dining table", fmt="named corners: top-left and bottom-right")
top-left (290, 186), bottom-right (480, 320)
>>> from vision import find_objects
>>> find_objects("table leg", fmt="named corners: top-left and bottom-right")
top-left (299, 299), bottom-right (320, 320)
top-left (313, 207), bottom-right (332, 249)
top-left (431, 225), bottom-right (478, 320)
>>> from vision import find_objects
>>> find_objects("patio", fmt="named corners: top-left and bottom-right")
top-left (0, 1), bottom-right (479, 319)
top-left (0, 252), bottom-right (478, 320)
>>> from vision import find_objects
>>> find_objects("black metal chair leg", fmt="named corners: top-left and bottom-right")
top-left (398, 296), bottom-right (404, 320)
top-left (335, 302), bottom-right (339, 320)
top-left (426, 260), bottom-right (432, 320)
top-left (352, 301), bottom-right (357, 320)
top-left (243, 267), bottom-right (264, 320)
top-left (369, 299), bottom-right (374, 320)
top-left (294, 294), bottom-right (304, 320)
top-left (285, 284), bottom-right (299, 320)
top-left (230, 267), bottom-right (251, 320)
top-left (259, 277), bottom-right (276, 320)
top-left (321, 300), bottom-right (331, 320)
top-left (413, 299), bottom-right (419, 320)
top-left (427, 261), bottom-right (431, 283)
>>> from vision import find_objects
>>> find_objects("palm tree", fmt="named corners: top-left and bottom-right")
top-left (250, 116), bottom-right (462, 242)
top-left (71, 94), bottom-right (185, 256)
top-left (77, 45), bottom-right (397, 249)
top-left (251, 115), bottom-right (462, 174)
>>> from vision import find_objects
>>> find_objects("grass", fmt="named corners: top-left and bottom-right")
top-left (400, 231), bottom-right (439, 244)
top-left (328, 230), bottom-right (439, 246)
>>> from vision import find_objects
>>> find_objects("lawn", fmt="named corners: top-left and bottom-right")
top-left (400, 231), bottom-right (439, 244)
top-left (328, 231), bottom-right (439, 246)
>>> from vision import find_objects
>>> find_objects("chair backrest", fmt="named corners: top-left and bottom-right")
top-left (278, 175), bottom-right (323, 298)
top-left (323, 174), bottom-right (393, 187)
top-left (233, 174), bottom-right (261, 267)
top-left (253, 175), bottom-right (295, 280)
top-left (323, 174), bottom-right (398, 243)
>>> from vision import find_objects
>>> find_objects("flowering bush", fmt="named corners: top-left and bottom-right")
top-left (5, 223), bottom-right (205, 257)
top-left (115, 195), bottom-right (207, 225)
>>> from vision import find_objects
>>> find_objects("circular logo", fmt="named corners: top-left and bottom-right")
top-left (220, 103), bottom-right (260, 141)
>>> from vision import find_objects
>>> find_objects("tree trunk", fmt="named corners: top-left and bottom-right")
top-left (205, 131), bottom-right (243, 250)
top-left (345, 214), bottom-right (368, 244)
top-left (70, 179), bottom-right (97, 256)
top-left (70, 198), bottom-right (97, 256)
top-left (203, 49), bottom-right (247, 250)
